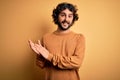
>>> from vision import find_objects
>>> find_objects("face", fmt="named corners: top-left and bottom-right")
top-left (58, 8), bottom-right (74, 30)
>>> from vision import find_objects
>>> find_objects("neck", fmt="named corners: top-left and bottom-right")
top-left (56, 27), bottom-right (71, 34)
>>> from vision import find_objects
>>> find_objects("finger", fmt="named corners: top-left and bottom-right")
top-left (38, 40), bottom-right (41, 45)
top-left (28, 40), bottom-right (31, 43)
top-left (34, 44), bottom-right (40, 47)
top-left (34, 43), bottom-right (38, 46)
top-left (28, 40), bottom-right (32, 45)
top-left (28, 40), bottom-right (35, 46)
top-left (28, 40), bottom-right (32, 43)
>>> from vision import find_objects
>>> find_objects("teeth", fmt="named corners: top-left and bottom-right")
top-left (63, 23), bottom-right (68, 24)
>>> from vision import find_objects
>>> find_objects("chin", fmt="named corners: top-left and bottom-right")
top-left (61, 25), bottom-right (68, 29)
top-left (58, 23), bottom-right (72, 30)
top-left (61, 26), bottom-right (71, 30)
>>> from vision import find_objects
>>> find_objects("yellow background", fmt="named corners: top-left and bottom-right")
top-left (0, 0), bottom-right (120, 80)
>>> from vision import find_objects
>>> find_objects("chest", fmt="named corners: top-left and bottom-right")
top-left (44, 36), bottom-right (77, 56)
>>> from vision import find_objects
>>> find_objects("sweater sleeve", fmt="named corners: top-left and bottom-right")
top-left (47, 34), bottom-right (85, 69)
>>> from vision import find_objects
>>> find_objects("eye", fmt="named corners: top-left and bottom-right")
top-left (60, 14), bottom-right (65, 17)
top-left (68, 15), bottom-right (73, 18)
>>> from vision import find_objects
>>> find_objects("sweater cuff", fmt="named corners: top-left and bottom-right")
top-left (47, 53), bottom-right (53, 62)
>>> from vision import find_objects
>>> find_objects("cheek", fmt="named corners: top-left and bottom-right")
top-left (58, 19), bottom-right (62, 23)
top-left (58, 17), bottom-right (64, 22)
top-left (70, 18), bottom-right (74, 23)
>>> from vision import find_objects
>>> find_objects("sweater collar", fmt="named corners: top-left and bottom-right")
top-left (53, 30), bottom-right (73, 36)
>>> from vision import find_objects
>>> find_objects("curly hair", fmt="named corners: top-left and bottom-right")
top-left (52, 2), bottom-right (79, 25)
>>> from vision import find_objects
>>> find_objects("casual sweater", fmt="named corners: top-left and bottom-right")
top-left (36, 31), bottom-right (85, 80)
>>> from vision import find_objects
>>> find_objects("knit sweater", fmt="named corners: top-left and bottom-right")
top-left (36, 31), bottom-right (85, 80)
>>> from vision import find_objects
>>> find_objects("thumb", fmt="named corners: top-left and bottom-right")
top-left (38, 40), bottom-right (41, 45)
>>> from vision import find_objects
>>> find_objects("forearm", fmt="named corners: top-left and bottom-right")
top-left (46, 34), bottom-right (85, 69)
top-left (36, 54), bottom-right (46, 68)
top-left (46, 52), bottom-right (84, 69)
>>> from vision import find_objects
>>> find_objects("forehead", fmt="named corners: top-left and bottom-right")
top-left (60, 8), bottom-right (73, 15)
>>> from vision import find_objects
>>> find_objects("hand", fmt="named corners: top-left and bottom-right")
top-left (28, 40), bottom-right (49, 59)
top-left (28, 40), bottom-right (40, 54)
top-left (34, 40), bottom-right (49, 59)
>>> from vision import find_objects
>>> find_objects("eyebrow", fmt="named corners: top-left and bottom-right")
top-left (60, 12), bottom-right (73, 15)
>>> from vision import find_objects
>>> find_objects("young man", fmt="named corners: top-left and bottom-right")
top-left (29, 2), bottom-right (85, 80)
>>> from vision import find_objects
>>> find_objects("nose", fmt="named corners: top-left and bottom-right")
top-left (65, 16), bottom-right (69, 21)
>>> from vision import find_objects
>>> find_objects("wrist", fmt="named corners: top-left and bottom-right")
top-left (44, 52), bottom-right (49, 59)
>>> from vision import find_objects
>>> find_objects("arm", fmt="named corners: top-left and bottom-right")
top-left (36, 54), bottom-right (46, 68)
top-left (47, 34), bottom-right (85, 69)
top-left (36, 38), bottom-right (47, 68)
top-left (28, 39), bottom-right (46, 68)
top-left (34, 34), bottom-right (85, 69)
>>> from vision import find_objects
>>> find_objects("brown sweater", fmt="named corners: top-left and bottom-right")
top-left (36, 31), bottom-right (85, 80)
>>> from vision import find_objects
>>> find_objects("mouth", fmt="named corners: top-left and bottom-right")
top-left (61, 22), bottom-right (69, 28)
top-left (62, 20), bottom-right (69, 24)
top-left (58, 21), bottom-right (72, 30)
top-left (62, 21), bottom-right (70, 26)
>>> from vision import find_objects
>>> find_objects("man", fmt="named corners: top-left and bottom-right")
top-left (29, 2), bottom-right (85, 80)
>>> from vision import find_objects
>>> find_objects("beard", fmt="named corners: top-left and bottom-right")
top-left (58, 20), bottom-right (73, 31)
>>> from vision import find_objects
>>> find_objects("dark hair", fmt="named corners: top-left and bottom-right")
top-left (52, 2), bottom-right (79, 25)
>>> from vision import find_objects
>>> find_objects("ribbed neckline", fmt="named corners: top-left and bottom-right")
top-left (53, 30), bottom-right (73, 36)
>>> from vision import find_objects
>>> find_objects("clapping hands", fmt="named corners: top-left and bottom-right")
top-left (28, 40), bottom-right (49, 59)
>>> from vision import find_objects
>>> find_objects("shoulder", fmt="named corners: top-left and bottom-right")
top-left (72, 31), bottom-right (85, 39)
top-left (42, 32), bottom-right (54, 39)
top-left (77, 33), bottom-right (85, 39)
top-left (73, 33), bottom-right (85, 47)
top-left (72, 32), bottom-right (85, 43)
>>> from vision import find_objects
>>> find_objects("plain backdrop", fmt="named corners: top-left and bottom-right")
top-left (0, 0), bottom-right (120, 80)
